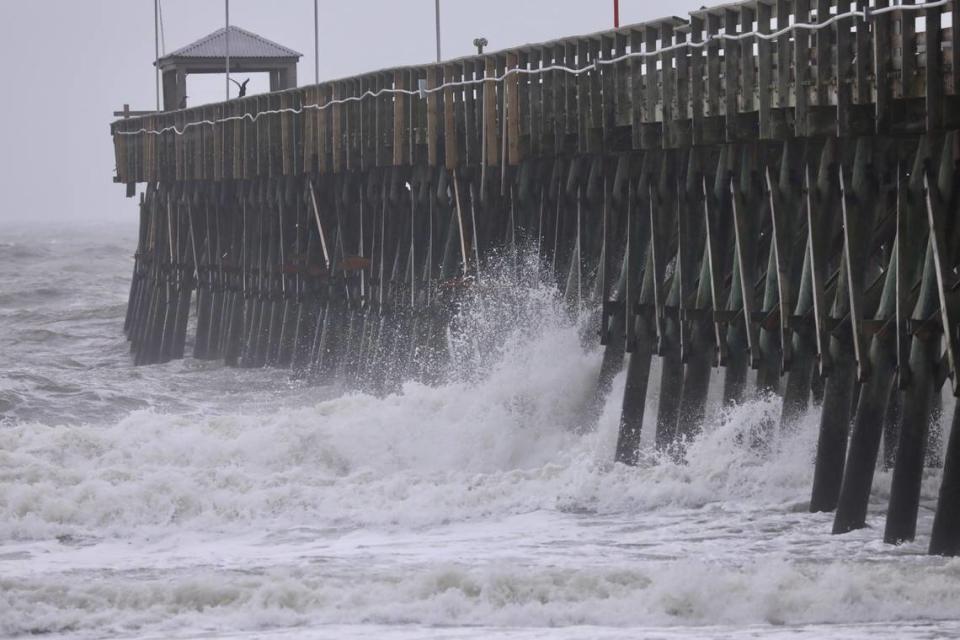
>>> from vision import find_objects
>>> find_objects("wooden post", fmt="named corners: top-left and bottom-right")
top-left (484, 57), bottom-right (499, 166)
top-left (757, 1), bottom-right (773, 139)
top-left (506, 52), bottom-right (522, 165)
top-left (690, 15), bottom-right (705, 144)
top-left (815, 0), bottom-right (833, 108)
top-left (444, 64), bottom-right (458, 170)
top-left (394, 71), bottom-right (408, 166)
top-left (630, 29), bottom-right (644, 149)
top-left (795, 0), bottom-right (812, 136)
top-left (836, 1), bottom-right (853, 136)
top-left (925, 1), bottom-right (944, 131)
top-left (874, 0), bottom-right (893, 132)
top-left (724, 9), bottom-right (740, 141)
top-left (900, 0), bottom-right (917, 100)
top-left (426, 66), bottom-right (440, 167)
top-left (660, 22), bottom-right (676, 147)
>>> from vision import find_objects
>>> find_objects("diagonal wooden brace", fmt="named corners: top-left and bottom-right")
top-left (805, 163), bottom-right (832, 377)
top-left (648, 184), bottom-right (667, 356)
top-left (764, 166), bottom-right (793, 375)
top-left (730, 176), bottom-right (761, 369)
top-left (895, 166), bottom-right (912, 389)
top-left (701, 175), bottom-right (727, 366)
top-left (924, 168), bottom-right (959, 395)
top-left (677, 176), bottom-right (691, 364)
top-left (839, 165), bottom-right (871, 382)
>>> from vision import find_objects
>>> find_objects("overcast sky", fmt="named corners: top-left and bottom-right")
top-left (0, 0), bottom-right (704, 227)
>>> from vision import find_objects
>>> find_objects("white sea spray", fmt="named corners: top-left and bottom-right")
top-left (1, 226), bottom-right (958, 639)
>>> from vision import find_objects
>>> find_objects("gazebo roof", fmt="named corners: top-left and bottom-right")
top-left (159, 25), bottom-right (302, 63)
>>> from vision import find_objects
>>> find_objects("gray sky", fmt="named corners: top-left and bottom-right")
top-left (0, 0), bottom-right (704, 227)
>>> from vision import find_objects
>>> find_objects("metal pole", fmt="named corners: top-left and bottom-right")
top-left (434, 0), bottom-right (441, 62)
top-left (154, 0), bottom-right (160, 110)
top-left (314, 0), bottom-right (320, 84)
top-left (613, 0), bottom-right (620, 28)
top-left (225, 0), bottom-right (231, 99)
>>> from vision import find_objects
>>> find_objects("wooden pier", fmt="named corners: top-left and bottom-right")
top-left (112, 0), bottom-right (960, 555)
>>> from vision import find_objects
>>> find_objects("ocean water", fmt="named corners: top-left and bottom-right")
top-left (1, 221), bottom-right (959, 640)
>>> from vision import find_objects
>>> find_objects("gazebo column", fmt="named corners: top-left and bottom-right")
top-left (162, 68), bottom-right (187, 111)
top-left (270, 64), bottom-right (298, 91)
top-left (280, 64), bottom-right (297, 89)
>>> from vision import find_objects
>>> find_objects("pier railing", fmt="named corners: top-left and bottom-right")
top-left (113, 0), bottom-right (958, 185)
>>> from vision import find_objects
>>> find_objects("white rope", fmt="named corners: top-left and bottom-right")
top-left (117, 0), bottom-right (951, 138)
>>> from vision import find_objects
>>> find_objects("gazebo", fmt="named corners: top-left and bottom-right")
top-left (157, 25), bottom-right (302, 111)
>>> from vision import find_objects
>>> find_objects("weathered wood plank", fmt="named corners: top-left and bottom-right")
top-left (332, 83), bottom-right (343, 173)
top-left (674, 26), bottom-right (690, 147)
top-left (303, 87), bottom-right (316, 173)
top-left (836, 0), bottom-right (854, 136)
top-left (393, 71), bottom-right (408, 166)
top-left (953, 0), bottom-right (960, 96)
top-left (348, 78), bottom-right (361, 170)
top-left (215, 103), bottom-right (225, 181)
top-left (758, 1), bottom-right (773, 138)
top-left (565, 42), bottom-right (579, 144)
top-left (319, 86), bottom-right (330, 174)
top-left (409, 68), bottom-right (420, 165)
top-left (426, 66), bottom-right (440, 167)
top-left (413, 68), bottom-right (428, 159)
top-left (815, 0), bottom-right (833, 107)
top-left (900, 0), bottom-right (917, 98)
top-left (175, 111), bottom-right (184, 182)
top-left (690, 16), bottom-right (706, 144)
top-left (293, 90), bottom-right (304, 175)
top-left (553, 43), bottom-right (566, 152)
top-left (926, 1), bottom-right (945, 130)
top-left (506, 52), bottom-right (522, 165)
top-left (201, 105), bottom-right (211, 181)
top-left (281, 93), bottom-right (292, 176)
top-left (854, 0), bottom-right (871, 105)
top-left (363, 74), bottom-right (375, 169)
top-left (518, 50), bottom-right (531, 156)
top-left (588, 38), bottom-right (603, 153)
top-left (706, 13), bottom-right (722, 120)
top-left (484, 57), bottom-right (499, 166)
top-left (609, 31), bottom-right (630, 128)
top-left (740, 4), bottom-right (756, 114)
top-left (630, 28), bottom-right (644, 148)
top-left (661, 22), bottom-right (676, 146)
top-left (645, 26), bottom-right (659, 123)
top-left (528, 49), bottom-right (542, 157)
top-left (795, 0), bottom-right (812, 136)
top-left (444, 63), bottom-right (459, 169)
top-left (462, 60), bottom-right (478, 164)
top-left (874, 0), bottom-right (893, 132)
top-left (644, 25), bottom-right (661, 147)
top-left (776, 0), bottom-right (791, 110)
top-left (724, 9), bottom-right (741, 139)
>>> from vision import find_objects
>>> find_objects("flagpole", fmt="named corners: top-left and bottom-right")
top-left (225, 0), bottom-right (231, 99)
top-left (434, 0), bottom-right (441, 62)
top-left (314, 0), bottom-right (320, 84)
top-left (154, 0), bottom-right (160, 110)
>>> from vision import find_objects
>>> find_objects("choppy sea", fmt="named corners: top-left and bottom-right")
top-left (1, 220), bottom-right (959, 639)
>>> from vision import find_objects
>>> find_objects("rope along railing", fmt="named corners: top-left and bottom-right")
top-left (116, 0), bottom-right (951, 137)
